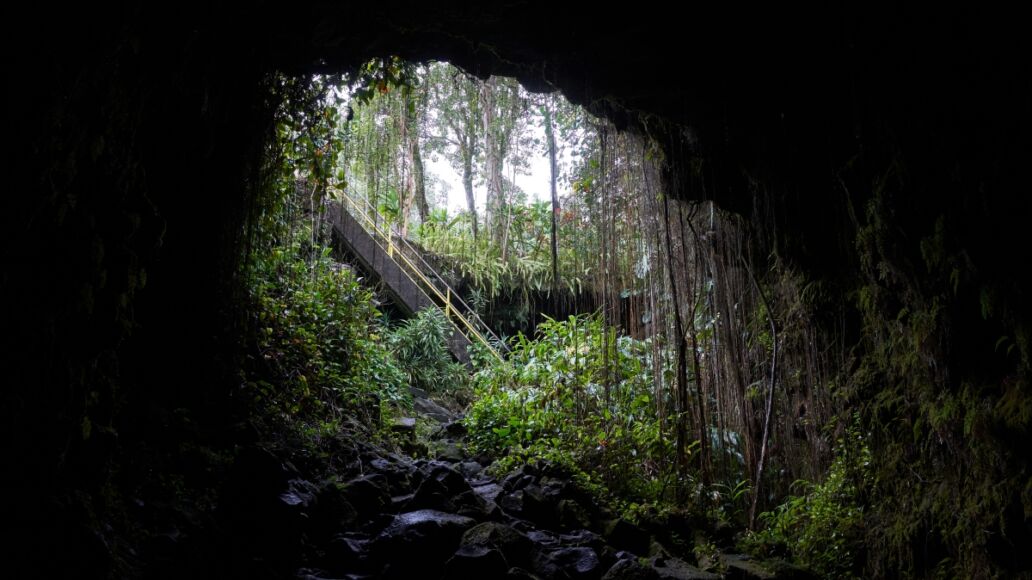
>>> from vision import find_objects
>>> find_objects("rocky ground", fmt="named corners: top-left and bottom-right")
top-left (139, 388), bottom-right (814, 579)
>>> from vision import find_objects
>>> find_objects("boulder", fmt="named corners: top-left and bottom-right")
top-left (391, 417), bottom-right (416, 435)
top-left (408, 470), bottom-right (456, 512)
top-left (414, 397), bottom-right (455, 422)
top-left (502, 470), bottom-right (536, 492)
top-left (558, 499), bottom-right (593, 531)
top-left (602, 559), bottom-right (662, 580)
top-left (340, 474), bottom-right (391, 518)
top-left (456, 460), bottom-right (483, 478)
top-left (453, 489), bottom-right (496, 520)
top-left (499, 485), bottom-right (553, 527)
top-left (525, 528), bottom-right (561, 550)
top-left (461, 522), bottom-right (534, 568)
top-left (472, 481), bottom-right (503, 503)
top-left (558, 529), bottom-right (606, 552)
top-left (434, 440), bottom-right (465, 462)
top-left (650, 556), bottom-right (720, 580)
top-left (720, 554), bottom-right (776, 580)
top-left (534, 546), bottom-right (602, 580)
top-left (311, 481), bottom-right (358, 537)
top-left (507, 567), bottom-right (544, 580)
top-left (424, 462), bottom-right (473, 496)
top-left (371, 510), bottom-right (477, 578)
top-left (604, 519), bottom-right (651, 556)
top-left (367, 460), bottom-right (414, 495)
top-left (321, 534), bottom-right (369, 575)
top-left (443, 545), bottom-right (510, 579)
top-left (443, 420), bottom-right (468, 436)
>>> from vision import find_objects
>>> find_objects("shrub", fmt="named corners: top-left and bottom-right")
top-left (465, 314), bottom-right (674, 500)
top-left (742, 415), bottom-right (871, 578)
top-left (247, 237), bottom-right (408, 426)
top-left (388, 308), bottom-right (468, 394)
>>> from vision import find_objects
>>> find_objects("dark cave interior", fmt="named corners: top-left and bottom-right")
top-left (2, 3), bottom-right (1030, 578)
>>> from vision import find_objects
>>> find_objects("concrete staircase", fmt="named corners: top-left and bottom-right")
top-left (325, 199), bottom-right (503, 365)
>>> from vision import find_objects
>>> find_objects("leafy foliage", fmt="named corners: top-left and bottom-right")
top-left (743, 415), bottom-right (871, 578)
top-left (416, 199), bottom-right (590, 298)
top-left (388, 308), bottom-right (468, 394)
top-left (465, 314), bottom-right (674, 500)
top-left (243, 74), bottom-right (414, 433)
top-left (246, 234), bottom-right (408, 426)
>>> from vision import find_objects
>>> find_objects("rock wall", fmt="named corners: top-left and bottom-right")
top-left (3, 3), bottom-right (1029, 575)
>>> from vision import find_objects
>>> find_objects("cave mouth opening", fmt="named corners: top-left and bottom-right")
top-left (6, 6), bottom-right (1032, 578)
top-left (225, 53), bottom-right (851, 576)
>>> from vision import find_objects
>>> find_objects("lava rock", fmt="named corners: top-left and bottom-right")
top-left (321, 534), bottom-right (369, 575)
top-left (559, 529), bottom-right (605, 552)
top-left (558, 498), bottom-right (593, 531)
top-left (443, 545), bottom-right (510, 579)
top-left (650, 556), bottom-right (720, 580)
top-left (365, 457), bottom-right (414, 494)
top-left (454, 489), bottom-right (495, 520)
top-left (434, 440), bottom-right (465, 462)
top-left (534, 546), bottom-right (602, 580)
top-left (443, 420), bottom-right (468, 436)
top-left (313, 481), bottom-right (359, 535)
top-left (415, 397), bottom-right (455, 422)
top-left (391, 417), bottom-right (416, 434)
top-left (720, 554), bottom-right (776, 580)
top-left (602, 558), bottom-right (662, 580)
top-left (499, 485), bottom-right (553, 526)
top-left (371, 510), bottom-right (476, 578)
top-left (524, 528), bottom-right (561, 549)
top-left (473, 481), bottom-right (503, 503)
top-left (425, 462), bottom-right (473, 496)
top-left (456, 460), bottom-right (483, 478)
top-left (508, 567), bottom-right (544, 580)
top-left (461, 522), bottom-right (534, 568)
top-left (409, 470), bottom-right (456, 512)
top-left (340, 474), bottom-right (391, 518)
top-left (604, 519), bottom-right (651, 556)
top-left (502, 470), bottom-right (536, 492)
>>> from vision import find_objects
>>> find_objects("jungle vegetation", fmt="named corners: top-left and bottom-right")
top-left (243, 59), bottom-right (1031, 578)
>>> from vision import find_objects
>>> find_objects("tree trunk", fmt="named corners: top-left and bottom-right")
top-left (397, 93), bottom-right (412, 236)
top-left (460, 139), bottom-right (477, 238)
top-left (480, 77), bottom-right (504, 246)
top-left (544, 96), bottom-right (560, 292)
top-left (407, 87), bottom-right (429, 226)
top-left (663, 196), bottom-right (691, 498)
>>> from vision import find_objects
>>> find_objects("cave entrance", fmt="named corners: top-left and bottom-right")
top-left (251, 56), bottom-right (841, 533)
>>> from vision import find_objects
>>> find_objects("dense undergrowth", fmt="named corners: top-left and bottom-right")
top-left (463, 312), bottom-right (874, 576)
top-left (465, 314), bottom-right (670, 502)
top-left (742, 415), bottom-right (872, 578)
top-left (246, 235), bottom-right (408, 430)
top-left (239, 71), bottom-right (1032, 579)
top-left (240, 72), bottom-right (468, 446)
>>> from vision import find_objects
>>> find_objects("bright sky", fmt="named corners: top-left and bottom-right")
top-left (425, 121), bottom-right (586, 215)
top-left (329, 68), bottom-right (584, 216)
top-left (425, 122), bottom-right (555, 214)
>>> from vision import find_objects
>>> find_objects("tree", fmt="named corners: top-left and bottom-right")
top-left (479, 75), bottom-right (527, 250)
top-left (427, 63), bottom-right (481, 238)
top-left (542, 93), bottom-right (560, 293)
top-left (400, 72), bottom-right (429, 234)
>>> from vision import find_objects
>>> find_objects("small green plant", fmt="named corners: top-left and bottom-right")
top-left (465, 314), bottom-right (676, 502)
top-left (246, 232), bottom-right (408, 428)
top-left (741, 414), bottom-right (870, 578)
top-left (708, 479), bottom-right (753, 526)
top-left (388, 308), bottom-right (468, 394)
top-left (694, 537), bottom-right (725, 573)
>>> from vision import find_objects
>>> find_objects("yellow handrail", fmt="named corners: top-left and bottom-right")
top-left (329, 187), bottom-right (505, 363)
